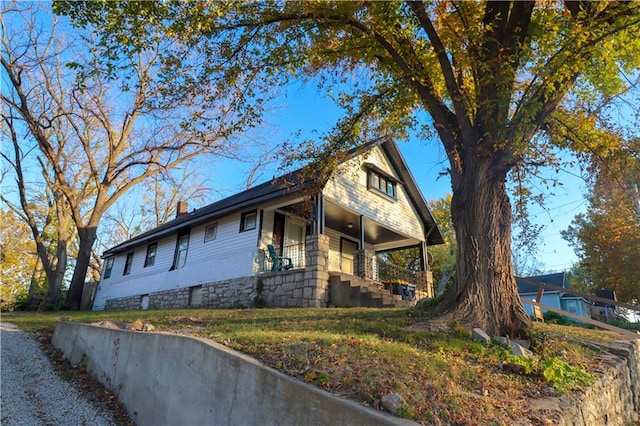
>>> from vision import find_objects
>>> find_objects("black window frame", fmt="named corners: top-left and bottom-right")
top-left (240, 210), bottom-right (257, 232)
top-left (103, 257), bottom-right (114, 279)
top-left (171, 230), bottom-right (190, 270)
top-left (367, 169), bottom-right (397, 200)
top-left (144, 243), bottom-right (157, 267)
top-left (204, 223), bottom-right (218, 242)
top-left (123, 252), bottom-right (134, 275)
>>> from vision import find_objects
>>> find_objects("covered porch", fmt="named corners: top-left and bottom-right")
top-left (256, 196), bottom-right (435, 305)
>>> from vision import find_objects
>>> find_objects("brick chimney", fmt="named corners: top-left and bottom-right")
top-left (176, 200), bottom-right (188, 218)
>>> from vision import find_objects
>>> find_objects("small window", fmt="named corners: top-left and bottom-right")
top-left (565, 300), bottom-right (578, 313)
top-left (367, 169), bottom-right (397, 200)
top-left (172, 233), bottom-right (189, 270)
top-left (103, 257), bottom-right (114, 279)
top-left (144, 243), bottom-right (157, 267)
top-left (123, 253), bottom-right (134, 275)
top-left (189, 286), bottom-right (203, 306)
top-left (240, 210), bottom-right (257, 232)
top-left (386, 181), bottom-right (396, 198)
top-left (204, 223), bottom-right (218, 242)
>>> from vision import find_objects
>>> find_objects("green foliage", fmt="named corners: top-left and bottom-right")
top-left (0, 209), bottom-right (37, 310)
top-left (541, 358), bottom-right (595, 394)
top-left (428, 195), bottom-right (456, 295)
top-left (543, 311), bottom-right (572, 326)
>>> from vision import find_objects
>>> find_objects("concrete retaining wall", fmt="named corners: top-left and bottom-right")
top-left (52, 321), bottom-right (415, 426)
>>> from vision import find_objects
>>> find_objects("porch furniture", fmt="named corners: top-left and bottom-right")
top-left (267, 244), bottom-right (293, 272)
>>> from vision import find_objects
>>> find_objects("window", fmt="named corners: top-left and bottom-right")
top-left (240, 210), bottom-right (257, 232)
top-left (204, 223), bottom-right (218, 242)
top-left (172, 233), bottom-right (189, 269)
top-left (144, 243), bottom-right (157, 267)
top-left (123, 253), bottom-right (134, 275)
top-left (189, 286), bottom-right (203, 306)
top-left (367, 169), bottom-right (397, 200)
top-left (103, 257), bottom-right (114, 279)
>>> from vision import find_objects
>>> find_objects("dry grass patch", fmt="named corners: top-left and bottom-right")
top-left (3, 308), bottom-right (626, 425)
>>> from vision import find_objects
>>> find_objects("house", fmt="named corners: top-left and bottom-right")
top-left (591, 289), bottom-right (622, 322)
top-left (93, 137), bottom-right (444, 311)
top-left (517, 272), bottom-right (592, 320)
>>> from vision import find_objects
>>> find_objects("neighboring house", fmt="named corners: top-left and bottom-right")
top-left (591, 289), bottom-right (622, 322)
top-left (93, 137), bottom-right (444, 311)
top-left (517, 272), bottom-right (592, 320)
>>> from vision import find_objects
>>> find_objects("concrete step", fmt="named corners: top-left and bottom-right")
top-left (328, 273), bottom-right (417, 308)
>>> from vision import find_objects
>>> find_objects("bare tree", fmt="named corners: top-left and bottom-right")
top-left (1, 3), bottom-right (265, 309)
top-left (1, 112), bottom-right (76, 308)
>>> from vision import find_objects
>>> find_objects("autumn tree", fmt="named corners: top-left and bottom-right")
top-left (57, 1), bottom-right (640, 335)
top-left (2, 3), bottom-right (266, 309)
top-left (428, 195), bottom-right (456, 296)
top-left (563, 140), bottom-right (640, 304)
top-left (0, 208), bottom-right (37, 309)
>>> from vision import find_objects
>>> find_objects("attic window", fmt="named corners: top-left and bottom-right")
top-left (367, 169), bottom-right (397, 200)
top-left (240, 210), bottom-right (257, 232)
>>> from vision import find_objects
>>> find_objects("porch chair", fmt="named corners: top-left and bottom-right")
top-left (267, 244), bottom-right (293, 272)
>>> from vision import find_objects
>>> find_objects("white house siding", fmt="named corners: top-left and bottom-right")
top-left (322, 146), bottom-right (425, 242)
top-left (93, 214), bottom-right (260, 310)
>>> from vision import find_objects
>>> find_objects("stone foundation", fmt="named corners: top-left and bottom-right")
top-left (104, 277), bottom-right (258, 310)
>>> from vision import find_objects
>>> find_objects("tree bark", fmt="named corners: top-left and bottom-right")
top-left (439, 155), bottom-right (532, 337)
top-left (65, 227), bottom-right (97, 310)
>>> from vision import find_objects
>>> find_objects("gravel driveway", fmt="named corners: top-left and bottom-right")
top-left (1, 321), bottom-right (116, 426)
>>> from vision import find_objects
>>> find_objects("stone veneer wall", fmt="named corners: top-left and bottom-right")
top-left (303, 234), bottom-right (330, 307)
top-left (105, 295), bottom-right (142, 310)
top-left (355, 249), bottom-right (375, 280)
top-left (104, 277), bottom-right (258, 311)
top-left (259, 270), bottom-right (307, 307)
top-left (525, 339), bottom-right (640, 425)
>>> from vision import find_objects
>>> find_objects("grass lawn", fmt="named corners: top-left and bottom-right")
top-left (2, 307), bottom-right (625, 424)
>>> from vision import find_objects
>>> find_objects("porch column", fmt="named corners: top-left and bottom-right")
top-left (303, 233), bottom-right (330, 307)
top-left (355, 249), bottom-right (374, 280)
top-left (415, 270), bottom-right (434, 299)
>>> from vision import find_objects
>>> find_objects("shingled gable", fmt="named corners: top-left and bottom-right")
top-left (103, 137), bottom-right (443, 256)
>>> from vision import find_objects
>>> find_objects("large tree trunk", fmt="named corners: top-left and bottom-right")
top-left (439, 156), bottom-right (531, 337)
top-left (65, 227), bottom-right (97, 310)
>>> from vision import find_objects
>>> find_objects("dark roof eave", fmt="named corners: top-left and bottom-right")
top-left (103, 178), bottom-right (313, 257)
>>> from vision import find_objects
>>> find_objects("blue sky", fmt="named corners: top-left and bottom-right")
top-left (209, 81), bottom-right (587, 274)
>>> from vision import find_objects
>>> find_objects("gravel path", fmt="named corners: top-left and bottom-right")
top-left (1, 322), bottom-right (116, 426)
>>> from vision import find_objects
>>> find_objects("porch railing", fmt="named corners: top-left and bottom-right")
top-left (371, 259), bottom-right (434, 300)
top-left (375, 262), bottom-right (417, 284)
top-left (257, 242), bottom-right (306, 272)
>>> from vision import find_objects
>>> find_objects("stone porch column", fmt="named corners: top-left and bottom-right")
top-left (416, 270), bottom-right (434, 298)
top-left (355, 249), bottom-right (374, 280)
top-left (303, 234), bottom-right (330, 307)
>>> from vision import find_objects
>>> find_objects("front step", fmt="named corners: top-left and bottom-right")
top-left (329, 274), bottom-right (415, 308)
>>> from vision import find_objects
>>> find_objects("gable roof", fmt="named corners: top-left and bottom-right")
top-left (516, 272), bottom-right (569, 294)
top-left (104, 137), bottom-right (444, 256)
